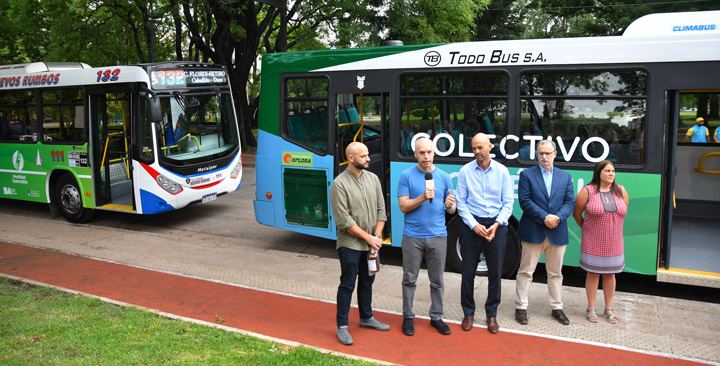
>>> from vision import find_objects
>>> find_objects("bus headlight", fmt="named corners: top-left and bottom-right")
top-left (156, 174), bottom-right (183, 194)
top-left (230, 161), bottom-right (241, 179)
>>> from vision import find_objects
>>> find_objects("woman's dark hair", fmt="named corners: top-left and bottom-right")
top-left (589, 160), bottom-right (623, 198)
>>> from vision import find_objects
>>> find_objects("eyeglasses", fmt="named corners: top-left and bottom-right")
top-left (538, 151), bottom-right (556, 156)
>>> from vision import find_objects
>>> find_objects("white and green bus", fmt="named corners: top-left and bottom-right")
top-left (254, 11), bottom-right (720, 287)
top-left (0, 61), bottom-right (242, 222)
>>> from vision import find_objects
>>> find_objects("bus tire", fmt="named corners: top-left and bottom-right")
top-left (54, 174), bottom-right (94, 223)
top-left (445, 215), bottom-right (521, 279)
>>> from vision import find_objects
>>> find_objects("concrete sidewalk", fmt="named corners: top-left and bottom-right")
top-left (0, 213), bottom-right (718, 364)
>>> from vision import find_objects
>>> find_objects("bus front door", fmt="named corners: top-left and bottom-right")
top-left (91, 93), bottom-right (135, 212)
top-left (660, 90), bottom-right (720, 287)
top-left (335, 92), bottom-right (391, 239)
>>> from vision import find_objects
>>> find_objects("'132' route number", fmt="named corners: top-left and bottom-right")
top-left (97, 69), bottom-right (120, 82)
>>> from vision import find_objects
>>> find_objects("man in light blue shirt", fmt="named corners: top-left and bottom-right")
top-left (456, 133), bottom-right (514, 334)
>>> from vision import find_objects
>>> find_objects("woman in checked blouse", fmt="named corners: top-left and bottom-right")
top-left (573, 160), bottom-right (629, 324)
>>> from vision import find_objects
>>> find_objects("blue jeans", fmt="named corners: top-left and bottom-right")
top-left (460, 216), bottom-right (507, 318)
top-left (336, 246), bottom-right (375, 327)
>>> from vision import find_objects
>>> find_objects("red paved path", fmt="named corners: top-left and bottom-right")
top-left (0, 242), bottom-right (703, 365)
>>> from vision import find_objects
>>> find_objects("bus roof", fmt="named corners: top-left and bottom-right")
top-left (261, 10), bottom-right (720, 74)
top-left (0, 62), bottom-right (91, 75)
top-left (0, 65), bottom-right (152, 90)
top-left (0, 62), bottom-right (231, 91)
top-left (623, 10), bottom-right (719, 37)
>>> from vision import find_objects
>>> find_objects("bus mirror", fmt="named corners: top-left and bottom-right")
top-left (148, 96), bottom-right (162, 123)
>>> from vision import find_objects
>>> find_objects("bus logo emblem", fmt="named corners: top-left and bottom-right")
top-left (356, 76), bottom-right (365, 90)
top-left (12, 150), bottom-right (24, 171)
top-left (424, 51), bottom-right (441, 66)
top-left (282, 151), bottom-right (313, 167)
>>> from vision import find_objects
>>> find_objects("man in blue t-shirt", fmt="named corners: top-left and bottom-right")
top-left (684, 117), bottom-right (709, 143)
top-left (397, 137), bottom-right (456, 336)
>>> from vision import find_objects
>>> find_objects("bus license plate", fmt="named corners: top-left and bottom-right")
top-left (201, 193), bottom-right (217, 203)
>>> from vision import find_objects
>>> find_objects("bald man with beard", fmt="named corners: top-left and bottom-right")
top-left (329, 142), bottom-right (390, 345)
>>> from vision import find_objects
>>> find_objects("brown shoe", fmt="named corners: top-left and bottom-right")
top-left (515, 309), bottom-right (528, 325)
top-left (486, 317), bottom-right (499, 334)
top-left (461, 316), bottom-right (474, 331)
top-left (551, 309), bottom-right (570, 325)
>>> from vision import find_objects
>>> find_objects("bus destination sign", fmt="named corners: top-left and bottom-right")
top-left (150, 69), bottom-right (227, 89)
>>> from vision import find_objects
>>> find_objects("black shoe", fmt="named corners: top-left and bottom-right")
top-left (402, 318), bottom-right (415, 336)
top-left (515, 309), bottom-right (528, 325)
top-left (430, 319), bottom-right (451, 335)
top-left (552, 309), bottom-right (570, 325)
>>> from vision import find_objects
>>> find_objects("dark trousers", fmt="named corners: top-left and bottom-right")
top-left (336, 246), bottom-right (375, 327)
top-left (460, 216), bottom-right (507, 318)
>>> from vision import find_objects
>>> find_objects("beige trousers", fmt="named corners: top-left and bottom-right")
top-left (515, 237), bottom-right (566, 310)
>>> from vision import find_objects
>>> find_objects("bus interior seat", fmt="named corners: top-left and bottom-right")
top-left (164, 122), bottom-right (179, 147)
top-left (287, 109), bottom-right (308, 141)
top-left (9, 122), bottom-right (26, 136)
top-left (338, 108), bottom-right (349, 124)
top-left (301, 108), bottom-right (327, 150)
top-left (345, 105), bottom-right (361, 122)
top-left (302, 108), bottom-right (323, 141)
top-left (0, 121), bottom-right (10, 139)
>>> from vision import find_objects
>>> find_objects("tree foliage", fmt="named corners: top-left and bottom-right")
top-left (2, 0), bottom-right (720, 150)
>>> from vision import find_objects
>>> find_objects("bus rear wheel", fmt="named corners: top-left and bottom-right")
top-left (445, 216), bottom-right (521, 279)
top-left (55, 174), bottom-right (94, 223)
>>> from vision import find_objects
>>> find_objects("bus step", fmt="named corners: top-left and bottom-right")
top-left (97, 203), bottom-right (135, 213)
top-left (657, 268), bottom-right (720, 288)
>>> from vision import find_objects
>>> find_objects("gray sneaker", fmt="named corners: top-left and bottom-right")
top-left (336, 327), bottom-right (353, 345)
top-left (359, 317), bottom-right (391, 331)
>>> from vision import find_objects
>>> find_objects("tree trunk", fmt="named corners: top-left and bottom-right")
top-left (697, 94), bottom-right (709, 119)
top-left (709, 94), bottom-right (719, 119)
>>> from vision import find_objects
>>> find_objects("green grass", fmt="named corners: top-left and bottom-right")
top-left (0, 278), bottom-right (376, 366)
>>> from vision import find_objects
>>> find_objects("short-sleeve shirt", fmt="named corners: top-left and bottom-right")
top-left (686, 125), bottom-right (708, 143)
top-left (397, 166), bottom-right (453, 238)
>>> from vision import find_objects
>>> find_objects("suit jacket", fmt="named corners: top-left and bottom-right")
top-left (517, 165), bottom-right (575, 245)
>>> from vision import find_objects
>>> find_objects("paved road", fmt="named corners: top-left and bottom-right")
top-left (1, 164), bottom-right (717, 303)
top-left (0, 165), bottom-right (388, 263)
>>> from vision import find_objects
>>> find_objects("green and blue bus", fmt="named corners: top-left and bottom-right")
top-left (0, 61), bottom-right (242, 222)
top-left (254, 11), bottom-right (720, 287)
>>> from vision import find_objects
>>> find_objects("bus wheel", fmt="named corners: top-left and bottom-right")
top-left (445, 215), bottom-right (521, 279)
top-left (55, 174), bottom-right (94, 223)
top-left (501, 221), bottom-right (521, 279)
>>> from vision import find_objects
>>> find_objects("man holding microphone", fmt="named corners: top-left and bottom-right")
top-left (398, 137), bottom-right (456, 336)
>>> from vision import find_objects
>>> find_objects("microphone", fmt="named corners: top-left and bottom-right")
top-left (425, 172), bottom-right (434, 204)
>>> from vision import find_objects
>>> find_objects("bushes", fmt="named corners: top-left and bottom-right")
top-left (411, 108), bottom-right (438, 118)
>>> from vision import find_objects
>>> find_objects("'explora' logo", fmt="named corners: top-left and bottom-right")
top-left (424, 51), bottom-right (441, 67)
top-left (282, 151), bottom-right (313, 167)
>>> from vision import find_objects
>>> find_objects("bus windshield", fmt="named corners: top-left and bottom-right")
top-left (157, 92), bottom-right (238, 165)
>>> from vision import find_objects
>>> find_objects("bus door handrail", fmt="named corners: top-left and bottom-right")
top-left (100, 136), bottom-right (110, 173)
top-left (338, 121), bottom-right (364, 164)
top-left (694, 152), bottom-right (720, 175)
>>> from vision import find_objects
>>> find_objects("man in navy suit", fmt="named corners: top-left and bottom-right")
top-left (515, 140), bottom-right (575, 325)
